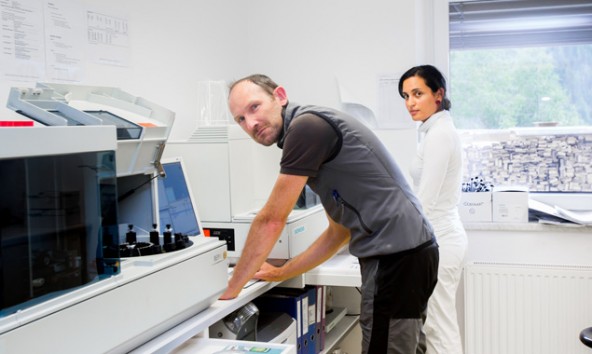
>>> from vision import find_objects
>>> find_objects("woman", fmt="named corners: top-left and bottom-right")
top-left (398, 65), bottom-right (467, 354)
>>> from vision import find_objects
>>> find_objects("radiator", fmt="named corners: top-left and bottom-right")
top-left (464, 262), bottom-right (592, 354)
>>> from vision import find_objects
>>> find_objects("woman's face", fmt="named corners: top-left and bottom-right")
top-left (401, 76), bottom-right (443, 122)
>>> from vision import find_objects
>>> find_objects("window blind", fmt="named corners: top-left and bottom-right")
top-left (450, 0), bottom-right (592, 49)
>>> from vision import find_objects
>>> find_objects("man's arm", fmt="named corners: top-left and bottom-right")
top-left (219, 173), bottom-right (308, 300)
top-left (254, 214), bottom-right (350, 282)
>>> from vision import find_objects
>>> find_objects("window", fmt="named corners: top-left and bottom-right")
top-left (449, 0), bottom-right (592, 192)
top-left (449, 0), bottom-right (592, 129)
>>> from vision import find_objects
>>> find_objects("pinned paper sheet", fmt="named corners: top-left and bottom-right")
top-left (377, 74), bottom-right (415, 130)
top-left (337, 75), bottom-right (415, 130)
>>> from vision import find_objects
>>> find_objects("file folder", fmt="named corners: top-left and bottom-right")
top-left (266, 287), bottom-right (317, 354)
top-left (304, 285), bottom-right (320, 354)
top-left (315, 285), bottom-right (326, 352)
top-left (254, 289), bottom-right (306, 354)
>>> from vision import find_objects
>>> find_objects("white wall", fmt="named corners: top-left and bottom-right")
top-left (239, 0), bottom-right (448, 177)
top-left (0, 0), bottom-right (250, 141)
top-left (243, 0), bottom-right (448, 106)
top-left (1, 0), bottom-right (448, 170)
top-left (118, 0), bottom-right (250, 140)
top-left (244, 0), bottom-right (419, 110)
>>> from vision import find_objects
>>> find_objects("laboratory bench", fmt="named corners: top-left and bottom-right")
top-left (130, 279), bottom-right (279, 353)
top-left (130, 258), bottom-right (362, 354)
top-left (132, 221), bottom-right (592, 354)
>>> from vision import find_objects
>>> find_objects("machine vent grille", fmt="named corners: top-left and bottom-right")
top-left (187, 126), bottom-right (230, 143)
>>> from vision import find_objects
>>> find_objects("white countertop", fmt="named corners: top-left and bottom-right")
top-left (463, 221), bottom-right (592, 233)
top-left (129, 280), bottom-right (279, 354)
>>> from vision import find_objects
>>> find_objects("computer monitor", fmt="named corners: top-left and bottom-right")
top-left (157, 157), bottom-right (202, 236)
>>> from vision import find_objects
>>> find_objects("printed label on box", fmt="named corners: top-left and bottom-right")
top-left (459, 192), bottom-right (492, 223)
top-left (492, 190), bottom-right (529, 223)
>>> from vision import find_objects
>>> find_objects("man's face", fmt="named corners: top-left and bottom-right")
top-left (228, 81), bottom-right (286, 146)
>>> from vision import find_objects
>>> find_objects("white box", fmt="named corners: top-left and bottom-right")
top-left (459, 192), bottom-right (492, 223)
top-left (492, 186), bottom-right (529, 223)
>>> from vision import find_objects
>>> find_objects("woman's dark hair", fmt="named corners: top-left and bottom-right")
top-left (398, 65), bottom-right (451, 110)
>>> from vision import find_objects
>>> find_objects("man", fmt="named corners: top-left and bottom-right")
top-left (220, 74), bottom-right (438, 354)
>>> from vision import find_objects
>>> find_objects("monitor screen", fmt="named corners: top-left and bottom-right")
top-left (157, 158), bottom-right (201, 236)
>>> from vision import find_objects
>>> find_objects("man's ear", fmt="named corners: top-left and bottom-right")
top-left (273, 86), bottom-right (288, 105)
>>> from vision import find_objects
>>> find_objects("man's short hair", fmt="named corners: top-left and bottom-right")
top-left (229, 74), bottom-right (278, 97)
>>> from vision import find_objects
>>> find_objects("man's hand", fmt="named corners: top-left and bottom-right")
top-left (217, 174), bottom-right (308, 301)
top-left (253, 261), bottom-right (285, 282)
top-left (219, 261), bottom-right (283, 300)
top-left (219, 286), bottom-right (240, 300)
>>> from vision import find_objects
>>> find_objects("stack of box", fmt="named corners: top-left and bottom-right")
top-left (459, 186), bottom-right (529, 223)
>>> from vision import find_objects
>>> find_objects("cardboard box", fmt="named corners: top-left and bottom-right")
top-left (459, 192), bottom-right (492, 223)
top-left (492, 186), bottom-right (529, 223)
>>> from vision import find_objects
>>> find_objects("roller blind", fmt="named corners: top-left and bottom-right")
top-left (450, 0), bottom-right (592, 49)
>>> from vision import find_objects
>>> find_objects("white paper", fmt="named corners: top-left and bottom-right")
top-left (86, 8), bottom-right (130, 67)
top-left (43, 0), bottom-right (85, 82)
top-left (0, 0), bottom-right (45, 81)
top-left (554, 205), bottom-right (592, 225)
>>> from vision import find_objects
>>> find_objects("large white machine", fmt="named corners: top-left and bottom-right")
top-left (0, 85), bottom-right (228, 353)
top-left (163, 125), bottom-right (328, 263)
top-left (7, 83), bottom-right (174, 177)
